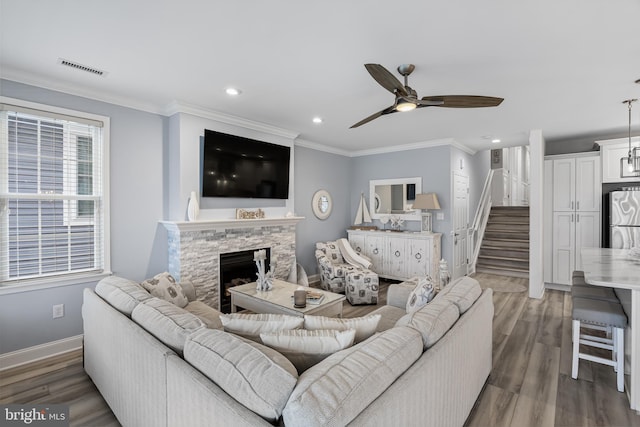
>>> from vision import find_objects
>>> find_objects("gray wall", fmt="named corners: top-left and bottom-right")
top-left (0, 80), bottom-right (168, 353)
top-left (293, 146), bottom-right (352, 276)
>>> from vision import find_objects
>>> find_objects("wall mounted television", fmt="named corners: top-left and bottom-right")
top-left (202, 129), bottom-right (291, 199)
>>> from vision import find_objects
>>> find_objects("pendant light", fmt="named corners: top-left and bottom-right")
top-left (623, 99), bottom-right (640, 174)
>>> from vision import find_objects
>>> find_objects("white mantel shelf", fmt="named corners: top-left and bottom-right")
top-left (160, 216), bottom-right (305, 232)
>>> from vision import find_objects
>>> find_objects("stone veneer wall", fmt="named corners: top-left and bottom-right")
top-left (166, 224), bottom-right (297, 309)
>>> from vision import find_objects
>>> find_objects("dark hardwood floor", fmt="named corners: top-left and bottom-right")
top-left (1, 274), bottom-right (639, 426)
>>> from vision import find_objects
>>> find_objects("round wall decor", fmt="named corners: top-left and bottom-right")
top-left (312, 189), bottom-right (332, 220)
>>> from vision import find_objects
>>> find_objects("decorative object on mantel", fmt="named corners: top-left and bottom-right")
top-left (311, 189), bottom-right (333, 220)
top-left (254, 249), bottom-right (274, 291)
top-left (236, 208), bottom-right (265, 220)
top-left (187, 191), bottom-right (199, 221)
top-left (354, 193), bottom-right (372, 225)
top-left (621, 99), bottom-right (640, 177)
top-left (439, 258), bottom-right (450, 291)
top-left (413, 193), bottom-right (441, 233)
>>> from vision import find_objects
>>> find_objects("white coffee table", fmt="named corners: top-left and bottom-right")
top-left (228, 279), bottom-right (345, 318)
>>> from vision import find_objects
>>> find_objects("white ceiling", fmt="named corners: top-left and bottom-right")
top-left (2, 0), bottom-right (639, 154)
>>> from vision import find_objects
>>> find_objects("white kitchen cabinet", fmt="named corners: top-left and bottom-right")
top-left (598, 137), bottom-right (640, 183)
top-left (545, 152), bottom-right (601, 286)
top-left (552, 210), bottom-right (599, 285)
top-left (347, 230), bottom-right (441, 282)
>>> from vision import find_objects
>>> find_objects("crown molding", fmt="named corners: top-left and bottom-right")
top-left (350, 137), bottom-right (476, 157)
top-left (294, 138), bottom-right (352, 157)
top-left (164, 101), bottom-right (299, 140)
top-left (1, 72), bottom-right (167, 115)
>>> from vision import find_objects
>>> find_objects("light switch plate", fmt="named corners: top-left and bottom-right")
top-left (436, 213), bottom-right (444, 220)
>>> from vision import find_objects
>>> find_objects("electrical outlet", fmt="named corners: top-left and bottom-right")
top-left (53, 304), bottom-right (64, 319)
top-left (436, 213), bottom-right (444, 220)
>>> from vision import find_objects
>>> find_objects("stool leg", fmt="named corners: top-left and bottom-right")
top-left (572, 319), bottom-right (580, 379)
top-left (616, 327), bottom-right (625, 392)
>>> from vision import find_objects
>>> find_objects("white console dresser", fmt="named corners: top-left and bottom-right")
top-left (347, 229), bottom-right (441, 282)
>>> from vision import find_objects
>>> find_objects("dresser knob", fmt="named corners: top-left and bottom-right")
top-left (373, 248), bottom-right (379, 255)
top-left (415, 253), bottom-right (421, 260)
top-left (395, 251), bottom-right (401, 257)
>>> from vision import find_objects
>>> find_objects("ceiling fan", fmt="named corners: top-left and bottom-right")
top-left (350, 63), bottom-right (504, 128)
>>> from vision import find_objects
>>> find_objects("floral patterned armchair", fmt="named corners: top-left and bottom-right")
top-left (315, 241), bottom-right (379, 304)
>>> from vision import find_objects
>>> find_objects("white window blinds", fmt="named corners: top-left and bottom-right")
top-left (0, 103), bottom-right (106, 285)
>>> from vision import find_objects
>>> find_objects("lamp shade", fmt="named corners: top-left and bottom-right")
top-left (413, 193), bottom-right (440, 210)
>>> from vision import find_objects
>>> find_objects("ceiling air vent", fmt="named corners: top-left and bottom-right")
top-left (58, 58), bottom-right (107, 76)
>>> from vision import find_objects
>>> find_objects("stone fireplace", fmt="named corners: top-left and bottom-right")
top-left (161, 217), bottom-right (302, 310)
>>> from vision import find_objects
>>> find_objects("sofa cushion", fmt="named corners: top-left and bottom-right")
top-left (184, 301), bottom-right (223, 329)
top-left (369, 305), bottom-right (407, 332)
top-left (396, 298), bottom-right (459, 349)
top-left (132, 297), bottom-right (205, 354)
top-left (184, 328), bottom-right (298, 422)
top-left (406, 275), bottom-right (435, 313)
top-left (434, 276), bottom-right (482, 314)
top-left (261, 329), bottom-right (356, 373)
top-left (94, 276), bottom-right (152, 316)
top-left (282, 326), bottom-right (423, 427)
top-left (219, 313), bottom-right (304, 341)
top-left (141, 272), bottom-right (189, 308)
top-left (304, 314), bottom-right (381, 343)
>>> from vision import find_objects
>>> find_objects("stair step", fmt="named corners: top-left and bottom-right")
top-left (480, 248), bottom-right (529, 259)
top-left (478, 255), bottom-right (529, 265)
top-left (484, 231), bottom-right (530, 241)
top-left (475, 265), bottom-right (530, 279)
top-left (486, 224), bottom-right (529, 232)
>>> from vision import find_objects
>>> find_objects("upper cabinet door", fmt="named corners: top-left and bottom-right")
top-left (553, 158), bottom-right (575, 211)
top-left (575, 156), bottom-right (601, 211)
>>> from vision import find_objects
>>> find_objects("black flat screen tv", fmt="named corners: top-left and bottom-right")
top-left (202, 129), bottom-right (290, 199)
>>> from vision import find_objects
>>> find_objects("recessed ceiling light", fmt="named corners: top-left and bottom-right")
top-left (225, 87), bottom-right (241, 96)
top-left (491, 139), bottom-right (501, 144)
top-left (312, 117), bottom-right (323, 124)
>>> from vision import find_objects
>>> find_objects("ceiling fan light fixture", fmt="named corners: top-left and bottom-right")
top-left (396, 100), bottom-right (417, 112)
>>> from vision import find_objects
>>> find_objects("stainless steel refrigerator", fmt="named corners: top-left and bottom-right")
top-left (610, 190), bottom-right (640, 248)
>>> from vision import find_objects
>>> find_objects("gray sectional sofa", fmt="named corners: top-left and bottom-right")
top-left (82, 275), bottom-right (493, 427)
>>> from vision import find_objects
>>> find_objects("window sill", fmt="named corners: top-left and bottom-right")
top-left (0, 271), bottom-right (112, 295)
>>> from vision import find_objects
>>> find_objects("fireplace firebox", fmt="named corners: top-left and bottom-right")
top-left (219, 248), bottom-right (270, 313)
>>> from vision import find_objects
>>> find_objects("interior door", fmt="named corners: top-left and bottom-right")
top-left (452, 172), bottom-right (469, 279)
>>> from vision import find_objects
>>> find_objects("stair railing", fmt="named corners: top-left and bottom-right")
top-left (467, 169), bottom-right (494, 275)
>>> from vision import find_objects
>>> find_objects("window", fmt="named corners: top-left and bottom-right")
top-left (0, 98), bottom-right (110, 286)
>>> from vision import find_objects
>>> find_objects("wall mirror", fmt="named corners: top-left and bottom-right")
top-left (369, 177), bottom-right (422, 221)
top-left (312, 189), bottom-right (332, 220)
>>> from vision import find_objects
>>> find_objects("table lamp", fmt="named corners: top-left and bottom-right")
top-left (412, 193), bottom-right (440, 233)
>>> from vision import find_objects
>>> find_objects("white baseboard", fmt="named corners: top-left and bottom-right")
top-left (0, 335), bottom-right (83, 371)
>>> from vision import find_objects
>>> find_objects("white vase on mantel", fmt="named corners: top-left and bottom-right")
top-left (187, 191), bottom-right (199, 221)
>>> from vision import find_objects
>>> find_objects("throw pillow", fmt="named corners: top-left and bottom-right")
top-left (303, 314), bottom-right (381, 343)
top-left (219, 313), bottom-right (304, 341)
top-left (184, 328), bottom-right (298, 422)
top-left (260, 329), bottom-right (356, 373)
top-left (140, 272), bottom-right (189, 308)
top-left (405, 275), bottom-right (435, 313)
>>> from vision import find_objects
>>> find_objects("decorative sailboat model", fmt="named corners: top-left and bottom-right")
top-left (352, 193), bottom-right (377, 230)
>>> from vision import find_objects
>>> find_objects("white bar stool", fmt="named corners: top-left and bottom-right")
top-left (571, 296), bottom-right (627, 392)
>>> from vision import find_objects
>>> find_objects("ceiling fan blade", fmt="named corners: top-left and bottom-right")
top-left (420, 95), bottom-right (504, 108)
top-left (416, 98), bottom-right (444, 108)
top-left (350, 105), bottom-right (397, 128)
top-left (364, 64), bottom-right (408, 97)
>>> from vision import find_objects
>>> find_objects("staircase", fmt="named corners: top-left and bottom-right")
top-left (475, 206), bottom-right (529, 278)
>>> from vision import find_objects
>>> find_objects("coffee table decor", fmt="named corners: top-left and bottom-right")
top-left (254, 249), bottom-right (273, 291)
